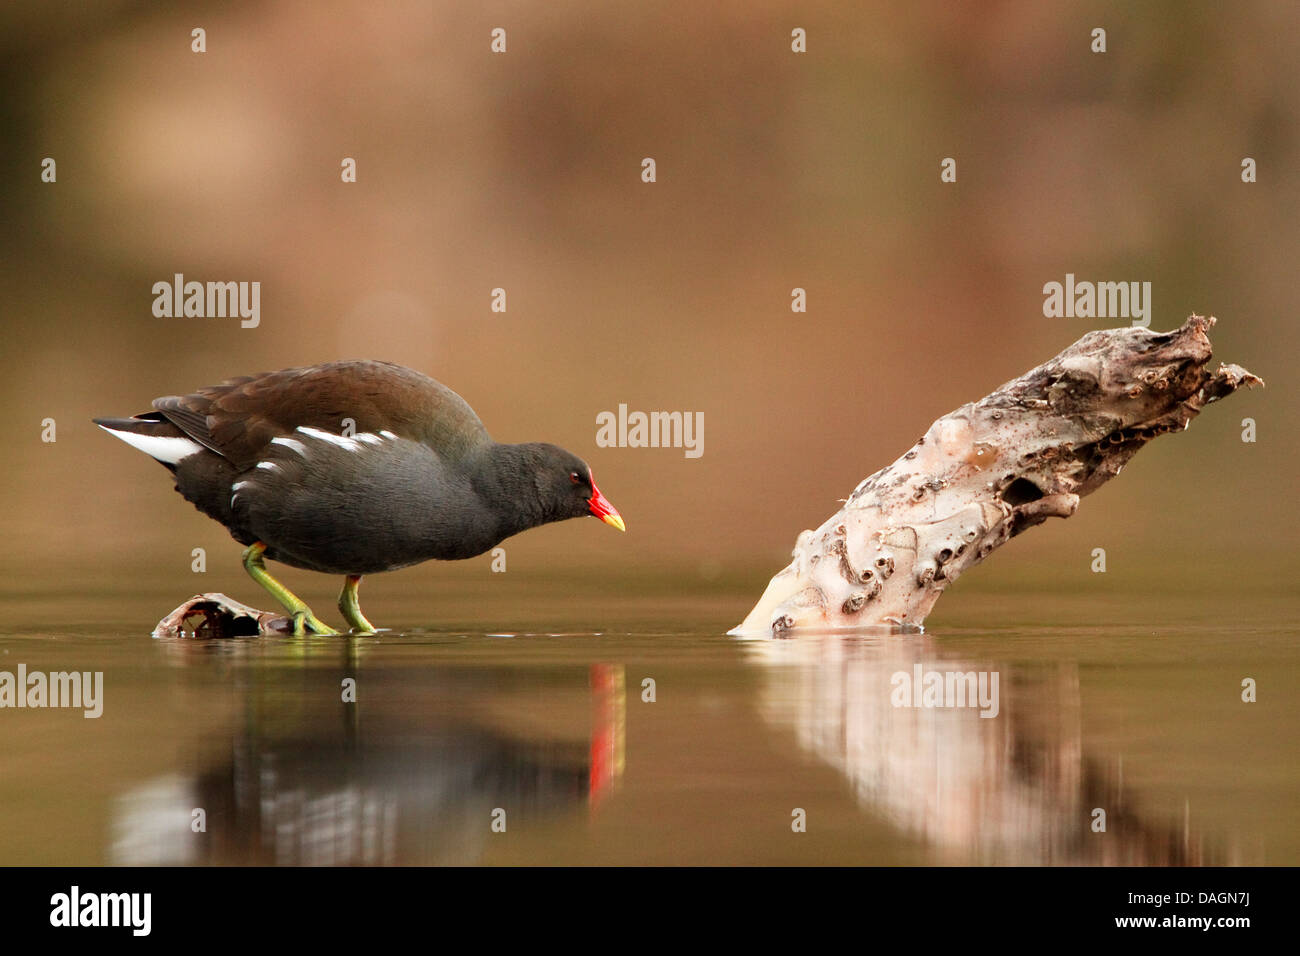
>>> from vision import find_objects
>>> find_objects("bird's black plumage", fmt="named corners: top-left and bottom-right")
top-left (95, 361), bottom-right (623, 580)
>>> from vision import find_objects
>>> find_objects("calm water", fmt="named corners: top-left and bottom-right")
top-left (0, 579), bottom-right (1295, 866)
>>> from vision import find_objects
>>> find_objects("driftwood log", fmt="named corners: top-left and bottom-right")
top-left (153, 593), bottom-right (294, 639)
top-left (731, 316), bottom-right (1261, 637)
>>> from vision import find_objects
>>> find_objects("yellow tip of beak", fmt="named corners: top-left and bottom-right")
top-left (601, 513), bottom-right (627, 532)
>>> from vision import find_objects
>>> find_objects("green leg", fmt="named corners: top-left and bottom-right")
top-left (242, 542), bottom-right (338, 636)
top-left (338, 575), bottom-right (378, 633)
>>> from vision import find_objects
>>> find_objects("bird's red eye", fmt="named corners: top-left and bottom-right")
top-left (570, 472), bottom-right (581, 484)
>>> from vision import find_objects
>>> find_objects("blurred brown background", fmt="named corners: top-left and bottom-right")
top-left (2, 1), bottom-right (1295, 621)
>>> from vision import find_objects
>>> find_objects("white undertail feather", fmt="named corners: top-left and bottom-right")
top-left (97, 424), bottom-right (204, 465)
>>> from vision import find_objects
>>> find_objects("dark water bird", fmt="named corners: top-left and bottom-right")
top-left (94, 361), bottom-right (625, 634)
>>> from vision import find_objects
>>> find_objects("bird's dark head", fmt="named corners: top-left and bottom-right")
top-left (537, 445), bottom-right (625, 531)
top-left (485, 442), bottom-right (625, 533)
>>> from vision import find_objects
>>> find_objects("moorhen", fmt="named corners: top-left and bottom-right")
top-left (94, 361), bottom-right (625, 634)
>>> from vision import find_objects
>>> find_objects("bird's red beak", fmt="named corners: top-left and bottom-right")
top-left (588, 474), bottom-right (625, 532)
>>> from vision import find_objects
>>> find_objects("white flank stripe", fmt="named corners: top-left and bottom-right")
top-left (270, 436), bottom-right (307, 455)
top-left (297, 425), bottom-right (361, 451)
top-left (229, 479), bottom-right (252, 509)
top-left (379, 430), bottom-right (398, 440)
top-left (256, 461), bottom-right (280, 472)
top-left (354, 432), bottom-right (384, 445)
top-left (99, 425), bottom-right (204, 464)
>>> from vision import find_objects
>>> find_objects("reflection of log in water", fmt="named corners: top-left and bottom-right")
top-left (744, 636), bottom-right (1212, 864)
top-left (110, 656), bottom-right (624, 865)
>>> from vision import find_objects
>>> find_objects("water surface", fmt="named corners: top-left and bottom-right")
top-left (1, 581), bottom-right (1294, 865)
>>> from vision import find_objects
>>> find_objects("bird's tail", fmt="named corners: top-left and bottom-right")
top-left (93, 413), bottom-right (205, 470)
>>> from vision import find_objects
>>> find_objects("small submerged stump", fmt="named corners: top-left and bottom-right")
top-left (153, 593), bottom-right (294, 639)
top-left (731, 315), bottom-right (1262, 637)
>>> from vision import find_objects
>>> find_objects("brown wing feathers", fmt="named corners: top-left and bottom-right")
top-left (150, 362), bottom-right (490, 470)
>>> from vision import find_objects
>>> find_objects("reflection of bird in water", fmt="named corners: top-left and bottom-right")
top-left (113, 728), bottom-right (591, 866)
top-left (110, 662), bottom-right (625, 865)
top-left (744, 635), bottom-right (1209, 865)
